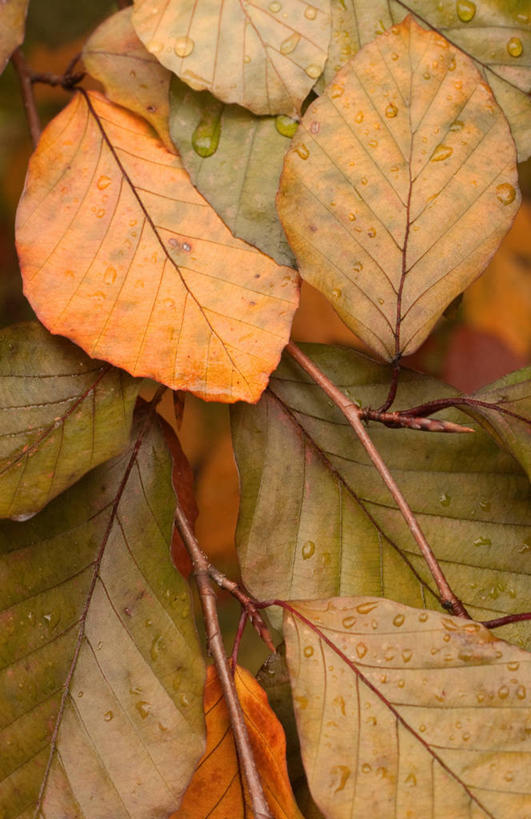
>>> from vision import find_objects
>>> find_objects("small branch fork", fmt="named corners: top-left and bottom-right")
top-left (285, 341), bottom-right (469, 618)
top-left (174, 503), bottom-right (273, 819)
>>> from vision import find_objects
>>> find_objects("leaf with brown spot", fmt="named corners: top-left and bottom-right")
top-left (277, 16), bottom-right (520, 362)
top-left (284, 597), bottom-right (531, 818)
top-left (132, 0), bottom-right (331, 117)
top-left (172, 664), bottom-right (302, 818)
top-left (83, 7), bottom-right (175, 152)
top-left (15, 91), bottom-right (299, 403)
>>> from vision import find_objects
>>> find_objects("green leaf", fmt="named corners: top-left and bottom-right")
top-left (321, 0), bottom-right (531, 160)
top-left (0, 408), bottom-right (205, 817)
top-left (283, 597), bottom-right (531, 818)
top-left (277, 16), bottom-right (520, 361)
top-left (83, 7), bottom-right (174, 151)
top-left (0, 322), bottom-right (140, 520)
top-left (231, 344), bottom-right (531, 646)
top-left (169, 77), bottom-right (296, 267)
top-left (463, 367), bottom-right (531, 480)
top-left (0, 0), bottom-right (28, 74)
top-left (132, 0), bottom-right (331, 117)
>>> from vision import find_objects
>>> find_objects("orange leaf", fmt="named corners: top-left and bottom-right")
top-left (16, 91), bottom-right (299, 403)
top-left (173, 665), bottom-right (302, 818)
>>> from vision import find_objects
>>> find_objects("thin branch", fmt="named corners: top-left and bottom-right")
top-left (207, 564), bottom-right (276, 653)
top-left (285, 341), bottom-right (469, 618)
top-left (378, 358), bottom-right (401, 412)
top-left (174, 503), bottom-right (272, 819)
top-left (482, 612), bottom-right (531, 629)
top-left (11, 48), bottom-right (41, 147)
top-left (359, 407), bottom-right (474, 433)
top-left (399, 396), bottom-right (531, 426)
top-left (231, 610), bottom-right (249, 670)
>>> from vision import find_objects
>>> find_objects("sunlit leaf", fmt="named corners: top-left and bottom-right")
top-left (132, 0), bottom-right (331, 117)
top-left (83, 7), bottom-right (175, 151)
top-left (321, 0), bottom-right (531, 160)
top-left (277, 16), bottom-right (520, 361)
top-left (462, 367), bottom-right (531, 480)
top-left (232, 344), bottom-right (531, 646)
top-left (0, 322), bottom-right (140, 520)
top-left (0, 0), bottom-right (28, 74)
top-left (284, 597), bottom-right (531, 818)
top-left (15, 91), bottom-right (299, 403)
top-left (0, 409), bottom-right (205, 818)
top-left (170, 77), bottom-right (295, 266)
top-left (173, 664), bottom-right (302, 818)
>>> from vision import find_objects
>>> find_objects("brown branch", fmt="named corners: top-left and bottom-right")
top-left (174, 504), bottom-right (272, 819)
top-left (285, 341), bottom-right (469, 618)
top-left (207, 564), bottom-right (276, 653)
top-left (11, 48), bottom-right (41, 147)
top-left (359, 407), bottom-right (474, 433)
top-left (398, 396), bottom-right (531, 426)
top-left (482, 612), bottom-right (531, 629)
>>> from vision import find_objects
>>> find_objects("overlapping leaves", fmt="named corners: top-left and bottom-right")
top-left (284, 597), bottom-right (531, 818)
top-left (0, 409), bottom-right (205, 817)
top-left (277, 16), bottom-right (520, 361)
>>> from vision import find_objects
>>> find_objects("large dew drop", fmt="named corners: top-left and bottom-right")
top-left (275, 115), bottom-right (299, 138)
top-left (280, 33), bottom-right (301, 55)
top-left (174, 36), bottom-right (194, 58)
top-left (496, 182), bottom-right (516, 205)
top-left (431, 144), bottom-right (453, 162)
top-left (506, 37), bottom-right (523, 57)
top-left (456, 0), bottom-right (476, 23)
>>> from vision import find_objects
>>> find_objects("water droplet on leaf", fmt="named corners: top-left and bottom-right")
top-left (385, 102), bottom-right (398, 118)
top-left (496, 182), bottom-right (516, 205)
top-left (275, 115), bottom-right (298, 138)
top-left (456, 0), bottom-right (476, 23)
top-left (431, 144), bottom-right (453, 162)
top-left (295, 143), bottom-right (310, 160)
top-left (302, 540), bottom-right (315, 559)
top-left (280, 33), bottom-right (301, 55)
top-left (97, 175), bottom-right (111, 190)
top-left (304, 5), bottom-right (317, 19)
top-left (174, 36), bottom-right (194, 58)
top-left (507, 37), bottom-right (523, 57)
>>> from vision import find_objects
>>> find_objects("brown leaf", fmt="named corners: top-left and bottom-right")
top-left (277, 16), bottom-right (520, 361)
top-left (0, 0), bottom-right (28, 74)
top-left (172, 664), bottom-right (302, 818)
top-left (15, 91), bottom-right (299, 402)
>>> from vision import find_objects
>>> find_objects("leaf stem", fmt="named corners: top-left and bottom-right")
top-left (481, 612), bottom-right (531, 629)
top-left (285, 341), bottom-right (469, 618)
top-left (359, 407), bottom-right (474, 433)
top-left (174, 503), bottom-right (272, 819)
top-left (399, 396), bottom-right (531, 426)
top-left (11, 48), bottom-right (41, 147)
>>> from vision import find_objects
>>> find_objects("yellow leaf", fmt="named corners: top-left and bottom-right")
top-left (173, 665), bottom-right (302, 818)
top-left (132, 0), bottom-right (332, 117)
top-left (83, 7), bottom-right (175, 152)
top-left (16, 92), bottom-right (299, 403)
top-left (284, 597), bottom-right (531, 818)
top-left (277, 16), bottom-right (520, 361)
top-left (0, 0), bottom-right (28, 74)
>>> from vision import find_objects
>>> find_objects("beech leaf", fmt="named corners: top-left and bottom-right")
top-left (0, 322), bottom-right (140, 520)
top-left (0, 409), bottom-right (205, 818)
top-left (15, 91), bottom-right (299, 403)
top-left (173, 664), bottom-right (302, 818)
top-left (170, 77), bottom-right (295, 267)
top-left (131, 0), bottom-right (331, 117)
top-left (277, 16), bottom-right (520, 361)
top-left (83, 7), bottom-right (175, 152)
top-left (232, 345), bottom-right (531, 646)
top-left (283, 597), bottom-right (531, 818)
top-left (0, 0), bottom-right (28, 74)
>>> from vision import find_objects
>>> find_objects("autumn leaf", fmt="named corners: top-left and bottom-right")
top-left (83, 7), bottom-right (175, 152)
top-left (0, 409), bottom-right (205, 818)
top-left (0, 0), bottom-right (28, 74)
top-left (170, 77), bottom-right (296, 266)
top-left (173, 664), bottom-right (302, 818)
top-left (232, 344), bottom-right (531, 647)
top-left (15, 91), bottom-right (299, 403)
top-left (132, 0), bottom-right (331, 117)
top-left (321, 0), bottom-right (531, 160)
top-left (277, 16), bottom-right (520, 361)
top-left (0, 322), bottom-right (140, 520)
top-left (283, 597), bottom-right (531, 818)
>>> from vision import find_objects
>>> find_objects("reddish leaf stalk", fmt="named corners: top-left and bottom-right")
top-left (285, 341), bottom-right (469, 618)
top-left (11, 48), bottom-right (41, 147)
top-left (174, 503), bottom-right (272, 819)
top-left (482, 612), bottom-right (531, 629)
top-left (359, 407), bottom-right (474, 433)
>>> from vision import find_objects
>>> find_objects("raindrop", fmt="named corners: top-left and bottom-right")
top-left (368, 139), bottom-right (378, 148)
top-left (356, 601), bottom-right (378, 614)
top-left (439, 492), bottom-right (451, 507)
top-left (174, 36), bottom-right (195, 58)
top-left (104, 710), bottom-right (113, 721)
top-left (479, 497), bottom-right (490, 511)
top-left (456, 0), bottom-right (476, 23)
top-left (419, 723), bottom-right (427, 732)
top-left (377, 297), bottom-right (385, 305)
top-left (302, 540), bottom-right (315, 559)
top-left (310, 120), bottom-right (320, 135)
top-left (243, 54), bottom-right (251, 63)
top-left (269, 0), bottom-right (281, 11)
top-left (97, 175), bottom-right (111, 190)
top-left (361, 176), bottom-right (368, 185)
top-left (275, 115), bottom-right (298, 138)
top-left (330, 765), bottom-right (351, 793)
top-left (423, 71), bottom-right (431, 80)
top-left (150, 42), bottom-right (163, 54)
top-left (305, 5), bottom-right (317, 19)
top-left (449, 119), bottom-right (464, 131)
top-left (104, 266), bottom-right (117, 285)
top-left (305, 64), bottom-right (321, 79)
top-left (498, 685), bottom-right (509, 699)
top-left (77, 690), bottom-right (84, 698)
top-left (405, 772), bottom-right (417, 786)
top-left (454, 80), bottom-right (463, 90)
top-left (10, 511), bottom-right (37, 522)
top-left (506, 37), bottom-right (523, 57)
top-left (331, 288), bottom-right (342, 299)
top-left (342, 615), bottom-right (356, 629)
top-left (393, 614), bottom-right (405, 627)
top-left (402, 648), bottom-right (413, 662)
top-left (507, 661), bottom-right (520, 671)
top-left (367, 227), bottom-right (376, 238)
top-left (356, 642), bottom-right (367, 658)
top-left (431, 144), bottom-right (453, 162)
top-left (330, 84), bottom-right (344, 98)
top-left (473, 536), bottom-right (491, 547)
top-left (304, 645), bottom-right (314, 657)
top-left (418, 612), bottom-right (429, 622)
top-left (391, 52), bottom-right (399, 61)
top-left (150, 634), bottom-right (164, 661)
top-left (280, 33), bottom-right (301, 55)
top-left (180, 693), bottom-right (191, 707)
top-left (295, 143), bottom-right (310, 160)
top-left (89, 291), bottom-right (106, 302)
top-left (95, 208), bottom-right (106, 218)
top-left (516, 685), bottom-right (526, 699)
top-left (182, 242), bottom-right (191, 252)
top-left (385, 102), bottom-right (398, 118)
top-left (348, 213), bottom-right (357, 222)
top-left (496, 182), bottom-right (516, 205)
top-left (361, 763), bottom-right (371, 774)
top-left (192, 101), bottom-right (223, 157)
top-left (163, 298), bottom-right (175, 309)
top-left (355, 111), bottom-right (364, 123)
top-left (136, 701), bottom-right (151, 719)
